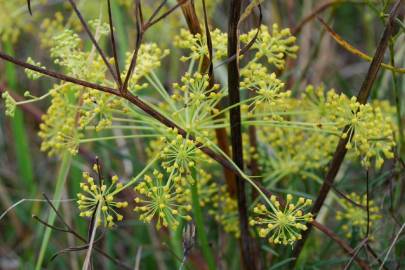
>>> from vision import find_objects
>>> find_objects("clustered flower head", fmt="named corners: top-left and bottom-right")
top-left (78, 89), bottom-right (125, 131)
top-left (158, 128), bottom-right (208, 177)
top-left (250, 194), bottom-right (313, 245)
top-left (170, 72), bottom-right (224, 133)
top-left (325, 91), bottom-right (395, 168)
top-left (241, 63), bottom-right (291, 116)
top-left (39, 12), bottom-right (69, 48)
top-left (77, 165), bottom-right (128, 228)
top-left (1, 91), bottom-right (16, 117)
top-left (123, 43), bottom-right (169, 91)
top-left (25, 57), bottom-right (45, 80)
top-left (240, 24), bottom-right (299, 70)
top-left (174, 28), bottom-right (228, 61)
top-left (38, 84), bottom-right (83, 156)
top-left (134, 170), bottom-right (192, 229)
top-left (336, 193), bottom-right (381, 239)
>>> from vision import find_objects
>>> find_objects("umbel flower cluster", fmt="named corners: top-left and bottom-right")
top-left (134, 170), bottom-right (192, 229)
top-left (250, 195), bottom-right (313, 245)
top-left (77, 165), bottom-right (128, 228)
top-left (336, 193), bottom-right (381, 238)
top-left (2, 20), bottom-right (397, 246)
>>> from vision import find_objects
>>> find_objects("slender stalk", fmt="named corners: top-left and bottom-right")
top-left (227, 0), bottom-right (258, 269)
top-left (190, 170), bottom-right (216, 270)
top-left (35, 151), bottom-right (72, 270)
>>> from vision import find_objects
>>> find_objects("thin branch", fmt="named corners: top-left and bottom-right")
top-left (32, 215), bottom-right (70, 233)
top-left (147, 0), bottom-right (168, 24)
top-left (292, 0), bottom-right (370, 35)
top-left (379, 222), bottom-right (405, 270)
top-left (343, 238), bottom-right (369, 270)
top-left (107, 0), bottom-right (122, 88)
top-left (67, 0), bottom-right (119, 85)
top-left (176, 0), bottom-right (202, 34)
top-left (122, 0), bottom-right (143, 93)
top-left (319, 17), bottom-right (405, 73)
top-left (214, 3), bottom-right (262, 69)
top-left (145, 0), bottom-right (188, 28)
top-left (366, 170), bottom-right (370, 237)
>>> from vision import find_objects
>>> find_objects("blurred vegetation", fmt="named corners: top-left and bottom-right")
top-left (0, 1), bottom-right (404, 270)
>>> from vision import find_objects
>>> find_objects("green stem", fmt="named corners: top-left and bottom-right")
top-left (79, 134), bottom-right (159, 143)
top-left (35, 152), bottom-right (72, 270)
top-left (170, 224), bottom-right (183, 269)
top-left (190, 169), bottom-right (216, 270)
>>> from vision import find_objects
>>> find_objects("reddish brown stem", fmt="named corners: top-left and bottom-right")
top-left (227, 0), bottom-right (258, 269)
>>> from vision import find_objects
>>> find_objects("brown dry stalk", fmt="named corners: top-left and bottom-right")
top-left (227, 0), bottom-right (258, 269)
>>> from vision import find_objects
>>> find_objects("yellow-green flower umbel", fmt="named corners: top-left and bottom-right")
top-left (250, 194), bottom-right (313, 245)
top-left (336, 193), bottom-right (381, 239)
top-left (134, 170), bottom-right (192, 229)
top-left (77, 165), bottom-right (128, 228)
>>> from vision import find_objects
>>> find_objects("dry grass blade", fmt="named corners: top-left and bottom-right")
top-left (82, 204), bottom-right (100, 270)
top-left (133, 246), bottom-right (143, 270)
top-left (318, 17), bottom-right (405, 73)
top-left (379, 222), bottom-right (405, 270)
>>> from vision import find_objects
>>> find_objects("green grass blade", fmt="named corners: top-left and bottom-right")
top-left (35, 152), bottom-right (72, 270)
top-left (3, 42), bottom-right (35, 195)
top-left (190, 170), bottom-right (216, 270)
